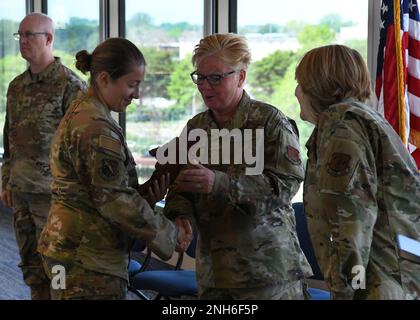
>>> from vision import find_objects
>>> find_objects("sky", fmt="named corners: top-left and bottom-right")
top-left (0, 0), bottom-right (368, 28)
top-left (238, 0), bottom-right (368, 26)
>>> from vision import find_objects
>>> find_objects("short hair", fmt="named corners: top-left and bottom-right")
top-left (295, 44), bottom-right (372, 114)
top-left (22, 13), bottom-right (54, 35)
top-left (192, 33), bottom-right (251, 70)
top-left (75, 38), bottom-right (146, 86)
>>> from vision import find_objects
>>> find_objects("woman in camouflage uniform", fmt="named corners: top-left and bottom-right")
top-left (38, 38), bottom-right (191, 300)
top-left (295, 44), bottom-right (420, 299)
top-left (164, 33), bottom-right (312, 300)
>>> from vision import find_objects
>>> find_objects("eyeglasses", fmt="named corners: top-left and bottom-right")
top-left (13, 31), bottom-right (48, 41)
top-left (190, 70), bottom-right (237, 85)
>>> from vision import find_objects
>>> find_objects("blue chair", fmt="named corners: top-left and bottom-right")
top-left (127, 239), bottom-right (153, 300)
top-left (128, 229), bottom-right (198, 300)
top-left (292, 202), bottom-right (331, 300)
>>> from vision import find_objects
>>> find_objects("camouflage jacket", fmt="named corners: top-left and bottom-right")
top-left (2, 57), bottom-right (87, 194)
top-left (164, 91), bottom-right (313, 288)
top-left (37, 93), bottom-right (178, 280)
top-left (304, 98), bottom-right (420, 299)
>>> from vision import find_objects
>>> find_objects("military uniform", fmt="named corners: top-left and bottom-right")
top-left (37, 93), bottom-right (178, 299)
top-left (1, 58), bottom-right (86, 298)
top-left (304, 98), bottom-right (420, 299)
top-left (164, 91), bottom-right (313, 299)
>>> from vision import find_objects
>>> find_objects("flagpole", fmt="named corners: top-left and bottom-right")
top-left (393, 0), bottom-right (407, 145)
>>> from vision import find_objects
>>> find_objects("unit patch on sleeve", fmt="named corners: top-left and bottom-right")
top-left (100, 158), bottom-right (120, 180)
top-left (284, 145), bottom-right (302, 165)
top-left (326, 152), bottom-right (352, 177)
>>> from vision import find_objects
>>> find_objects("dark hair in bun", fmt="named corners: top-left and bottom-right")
top-left (75, 50), bottom-right (92, 74)
top-left (75, 38), bottom-right (146, 86)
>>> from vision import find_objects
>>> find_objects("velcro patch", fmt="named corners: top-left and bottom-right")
top-left (99, 135), bottom-right (121, 155)
top-left (285, 145), bottom-right (302, 165)
top-left (99, 158), bottom-right (120, 180)
top-left (327, 153), bottom-right (352, 176)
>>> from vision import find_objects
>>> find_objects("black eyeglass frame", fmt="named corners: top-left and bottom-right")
top-left (190, 70), bottom-right (237, 85)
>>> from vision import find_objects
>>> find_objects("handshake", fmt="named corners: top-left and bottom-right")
top-left (174, 216), bottom-right (194, 253)
top-left (137, 137), bottom-right (197, 195)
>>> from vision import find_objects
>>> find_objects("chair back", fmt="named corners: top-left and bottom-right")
top-left (292, 202), bottom-right (324, 280)
top-left (185, 228), bottom-right (197, 258)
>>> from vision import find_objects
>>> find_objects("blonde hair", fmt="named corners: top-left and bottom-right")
top-left (295, 44), bottom-right (372, 114)
top-left (192, 33), bottom-right (251, 70)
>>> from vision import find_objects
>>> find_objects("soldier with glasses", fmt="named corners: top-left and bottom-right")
top-left (1, 13), bottom-right (86, 299)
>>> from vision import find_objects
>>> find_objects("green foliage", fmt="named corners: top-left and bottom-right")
top-left (54, 49), bottom-right (89, 81)
top-left (126, 13), bottom-right (154, 30)
top-left (54, 17), bottom-right (99, 55)
top-left (161, 22), bottom-right (201, 39)
top-left (258, 24), bottom-right (280, 34)
top-left (0, 19), bottom-right (20, 57)
top-left (247, 50), bottom-right (298, 100)
top-left (141, 47), bottom-right (177, 99)
top-left (297, 24), bottom-right (337, 52)
top-left (0, 55), bottom-right (26, 113)
top-left (345, 38), bottom-right (368, 62)
top-left (167, 54), bottom-right (203, 119)
top-left (270, 63), bottom-right (314, 163)
top-left (126, 12), bottom-right (201, 41)
top-left (320, 14), bottom-right (354, 33)
top-left (283, 20), bottom-right (305, 36)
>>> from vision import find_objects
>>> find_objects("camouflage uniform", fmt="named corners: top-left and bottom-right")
top-left (164, 91), bottom-right (313, 299)
top-left (1, 57), bottom-right (86, 298)
top-left (37, 93), bottom-right (178, 299)
top-left (304, 98), bottom-right (420, 299)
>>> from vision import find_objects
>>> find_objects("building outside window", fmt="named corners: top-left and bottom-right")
top-left (125, 0), bottom-right (204, 183)
top-left (238, 0), bottom-right (368, 200)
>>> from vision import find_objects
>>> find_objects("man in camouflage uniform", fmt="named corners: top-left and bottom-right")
top-left (304, 99), bottom-right (420, 299)
top-left (164, 91), bottom-right (313, 299)
top-left (1, 13), bottom-right (86, 299)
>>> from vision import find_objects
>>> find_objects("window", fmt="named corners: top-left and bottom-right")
top-left (238, 0), bottom-right (369, 200)
top-left (47, 0), bottom-right (100, 80)
top-left (125, 0), bottom-right (204, 183)
top-left (0, 1), bottom-right (27, 154)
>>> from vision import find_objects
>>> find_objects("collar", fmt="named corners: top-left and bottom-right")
top-left (84, 92), bottom-right (120, 127)
top-left (22, 57), bottom-right (62, 84)
top-left (206, 90), bottom-right (250, 129)
top-left (305, 127), bottom-right (318, 151)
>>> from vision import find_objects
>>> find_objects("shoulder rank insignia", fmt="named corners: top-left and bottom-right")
top-left (327, 153), bottom-right (351, 176)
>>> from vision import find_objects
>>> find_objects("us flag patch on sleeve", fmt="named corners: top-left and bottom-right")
top-left (99, 135), bottom-right (121, 155)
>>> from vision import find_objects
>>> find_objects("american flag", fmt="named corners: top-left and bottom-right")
top-left (376, 0), bottom-right (420, 169)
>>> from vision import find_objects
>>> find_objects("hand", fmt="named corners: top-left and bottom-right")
top-left (140, 173), bottom-right (170, 207)
top-left (175, 216), bottom-right (193, 252)
top-left (174, 162), bottom-right (215, 194)
top-left (1, 190), bottom-right (11, 208)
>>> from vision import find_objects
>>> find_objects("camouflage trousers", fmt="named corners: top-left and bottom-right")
top-left (11, 192), bottom-right (51, 298)
top-left (42, 256), bottom-right (127, 300)
top-left (198, 280), bottom-right (306, 300)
